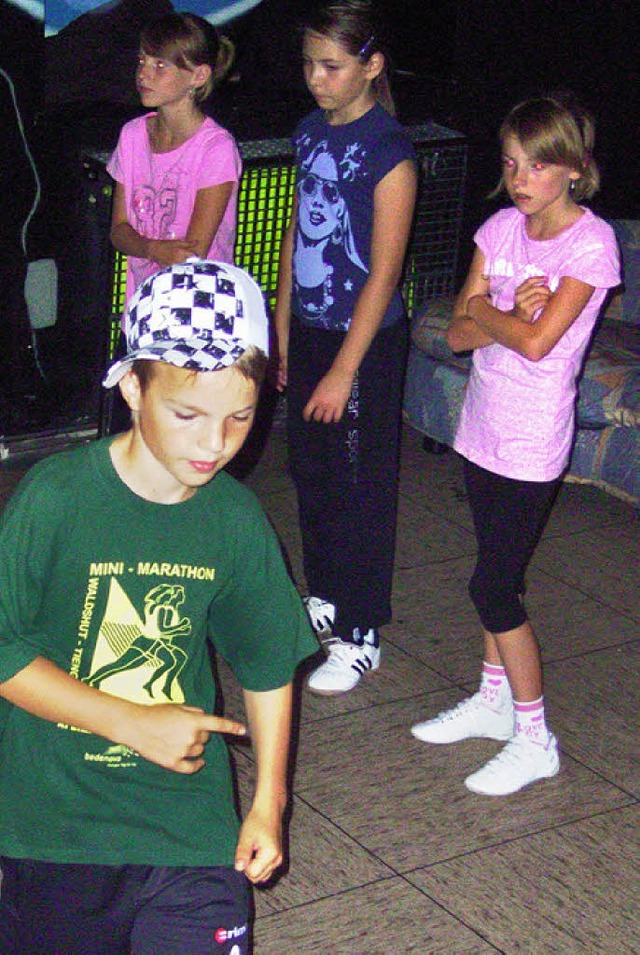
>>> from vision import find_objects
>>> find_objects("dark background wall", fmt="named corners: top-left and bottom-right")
top-left (1, 0), bottom-right (638, 324)
top-left (448, 0), bottom-right (638, 267)
top-left (3, 0), bottom-right (638, 245)
top-left (217, 0), bottom-right (640, 270)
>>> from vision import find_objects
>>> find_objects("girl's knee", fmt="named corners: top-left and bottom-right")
top-left (468, 571), bottom-right (526, 633)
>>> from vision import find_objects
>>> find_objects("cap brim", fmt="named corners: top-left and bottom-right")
top-left (102, 336), bottom-right (261, 389)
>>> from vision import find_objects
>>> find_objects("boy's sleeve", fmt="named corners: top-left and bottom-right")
top-left (0, 469), bottom-right (62, 684)
top-left (207, 498), bottom-right (317, 692)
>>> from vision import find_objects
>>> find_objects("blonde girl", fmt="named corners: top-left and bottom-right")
top-left (412, 94), bottom-right (620, 796)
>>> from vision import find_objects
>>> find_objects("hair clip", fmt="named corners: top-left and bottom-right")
top-left (358, 34), bottom-right (375, 60)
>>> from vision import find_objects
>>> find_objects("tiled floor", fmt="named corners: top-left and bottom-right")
top-left (1, 420), bottom-right (637, 954)
top-left (236, 419), bottom-right (639, 955)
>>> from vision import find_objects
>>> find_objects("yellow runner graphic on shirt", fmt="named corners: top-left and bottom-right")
top-left (83, 578), bottom-right (192, 704)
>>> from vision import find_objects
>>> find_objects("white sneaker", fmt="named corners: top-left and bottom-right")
top-left (303, 595), bottom-right (336, 634)
top-left (464, 733), bottom-right (560, 796)
top-left (411, 692), bottom-right (514, 744)
top-left (307, 631), bottom-right (380, 695)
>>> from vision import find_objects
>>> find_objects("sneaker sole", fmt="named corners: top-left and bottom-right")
top-left (306, 662), bottom-right (380, 697)
top-left (464, 753), bottom-right (560, 797)
top-left (307, 684), bottom-right (358, 697)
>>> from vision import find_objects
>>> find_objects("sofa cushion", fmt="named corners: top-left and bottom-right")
top-left (403, 346), bottom-right (469, 447)
top-left (578, 314), bottom-right (640, 429)
top-left (594, 315), bottom-right (640, 353)
top-left (578, 353), bottom-right (640, 429)
top-left (568, 424), bottom-right (640, 505)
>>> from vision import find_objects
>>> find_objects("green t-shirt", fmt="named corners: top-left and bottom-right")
top-left (0, 438), bottom-right (316, 866)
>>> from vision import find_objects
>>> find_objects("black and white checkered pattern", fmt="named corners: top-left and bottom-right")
top-left (103, 260), bottom-right (269, 388)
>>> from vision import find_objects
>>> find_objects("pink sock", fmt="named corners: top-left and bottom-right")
top-left (479, 662), bottom-right (511, 710)
top-left (514, 697), bottom-right (551, 746)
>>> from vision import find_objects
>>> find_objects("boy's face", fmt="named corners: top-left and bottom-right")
top-left (120, 362), bottom-right (258, 501)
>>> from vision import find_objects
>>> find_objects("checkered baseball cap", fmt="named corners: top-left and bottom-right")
top-left (103, 260), bottom-right (269, 388)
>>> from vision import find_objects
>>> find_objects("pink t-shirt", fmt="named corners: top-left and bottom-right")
top-left (454, 207), bottom-right (620, 481)
top-left (107, 114), bottom-right (242, 302)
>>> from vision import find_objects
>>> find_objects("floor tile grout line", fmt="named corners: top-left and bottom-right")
top-left (294, 691), bottom-right (461, 727)
top-left (392, 550), bottom-right (478, 570)
top-left (255, 870), bottom-right (508, 953)
top-left (253, 872), bottom-right (422, 919)
top-left (389, 800), bottom-right (639, 877)
top-left (530, 566), bottom-right (640, 623)
top-left (392, 876), bottom-right (508, 954)
top-left (279, 791), bottom-right (404, 879)
top-left (550, 751), bottom-right (640, 802)
top-left (542, 637), bottom-right (640, 667)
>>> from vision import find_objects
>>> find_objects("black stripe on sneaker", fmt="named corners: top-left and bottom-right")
top-left (351, 656), bottom-right (374, 675)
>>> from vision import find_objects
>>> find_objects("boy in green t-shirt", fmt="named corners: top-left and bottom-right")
top-left (0, 260), bottom-right (317, 955)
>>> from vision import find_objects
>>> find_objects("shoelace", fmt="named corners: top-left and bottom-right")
top-left (325, 639), bottom-right (372, 666)
top-left (482, 734), bottom-right (542, 770)
top-left (436, 695), bottom-right (481, 721)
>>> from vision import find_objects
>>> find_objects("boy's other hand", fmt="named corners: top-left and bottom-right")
top-left (126, 704), bottom-right (246, 774)
top-left (234, 807), bottom-right (284, 884)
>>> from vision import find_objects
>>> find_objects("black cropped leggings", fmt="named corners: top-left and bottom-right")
top-left (463, 458), bottom-right (561, 634)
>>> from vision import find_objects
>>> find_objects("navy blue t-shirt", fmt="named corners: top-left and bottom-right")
top-left (291, 103), bottom-right (415, 331)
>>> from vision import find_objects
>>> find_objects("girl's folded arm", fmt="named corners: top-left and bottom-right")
top-left (468, 275), bottom-right (595, 361)
top-left (447, 247), bottom-right (496, 353)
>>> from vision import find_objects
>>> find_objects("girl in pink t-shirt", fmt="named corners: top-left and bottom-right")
top-left (107, 12), bottom-right (241, 304)
top-left (411, 94), bottom-right (619, 797)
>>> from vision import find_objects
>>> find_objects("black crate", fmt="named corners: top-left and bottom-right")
top-left (405, 124), bottom-right (467, 314)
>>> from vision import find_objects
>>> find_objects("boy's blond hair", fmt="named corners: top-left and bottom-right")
top-left (132, 346), bottom-right (268, 393)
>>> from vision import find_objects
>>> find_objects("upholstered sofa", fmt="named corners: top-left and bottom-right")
top-left (403, 219), bottom-right (640, 507)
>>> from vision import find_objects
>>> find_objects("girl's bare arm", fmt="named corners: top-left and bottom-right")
top-left (109, 181), bottom-right (233, 268)
top-left (273, 195), bottom-right (298, 390)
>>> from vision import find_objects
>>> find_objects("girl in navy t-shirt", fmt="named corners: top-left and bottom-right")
top-left (275, 0), bottom-right (417, 695)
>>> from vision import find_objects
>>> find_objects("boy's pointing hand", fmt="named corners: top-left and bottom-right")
top-left (126, 704), bottom-right (246, 773)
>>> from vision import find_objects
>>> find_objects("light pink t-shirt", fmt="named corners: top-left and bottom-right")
top-left (454, 207), bottom-right (620, 481)
top-left (107, 114), bottom-right (242, 302)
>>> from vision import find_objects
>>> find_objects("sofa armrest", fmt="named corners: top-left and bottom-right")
top-left (410, 295), bottom-right (471, 370)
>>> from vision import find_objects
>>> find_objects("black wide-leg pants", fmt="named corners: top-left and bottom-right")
top-left (287, 316), bottom-right (407, 636)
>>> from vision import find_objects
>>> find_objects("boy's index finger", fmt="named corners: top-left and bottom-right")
top-left (201, 714), bottom-right (247, 738)
top-left (179, 706), bottom-right (246, 737)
